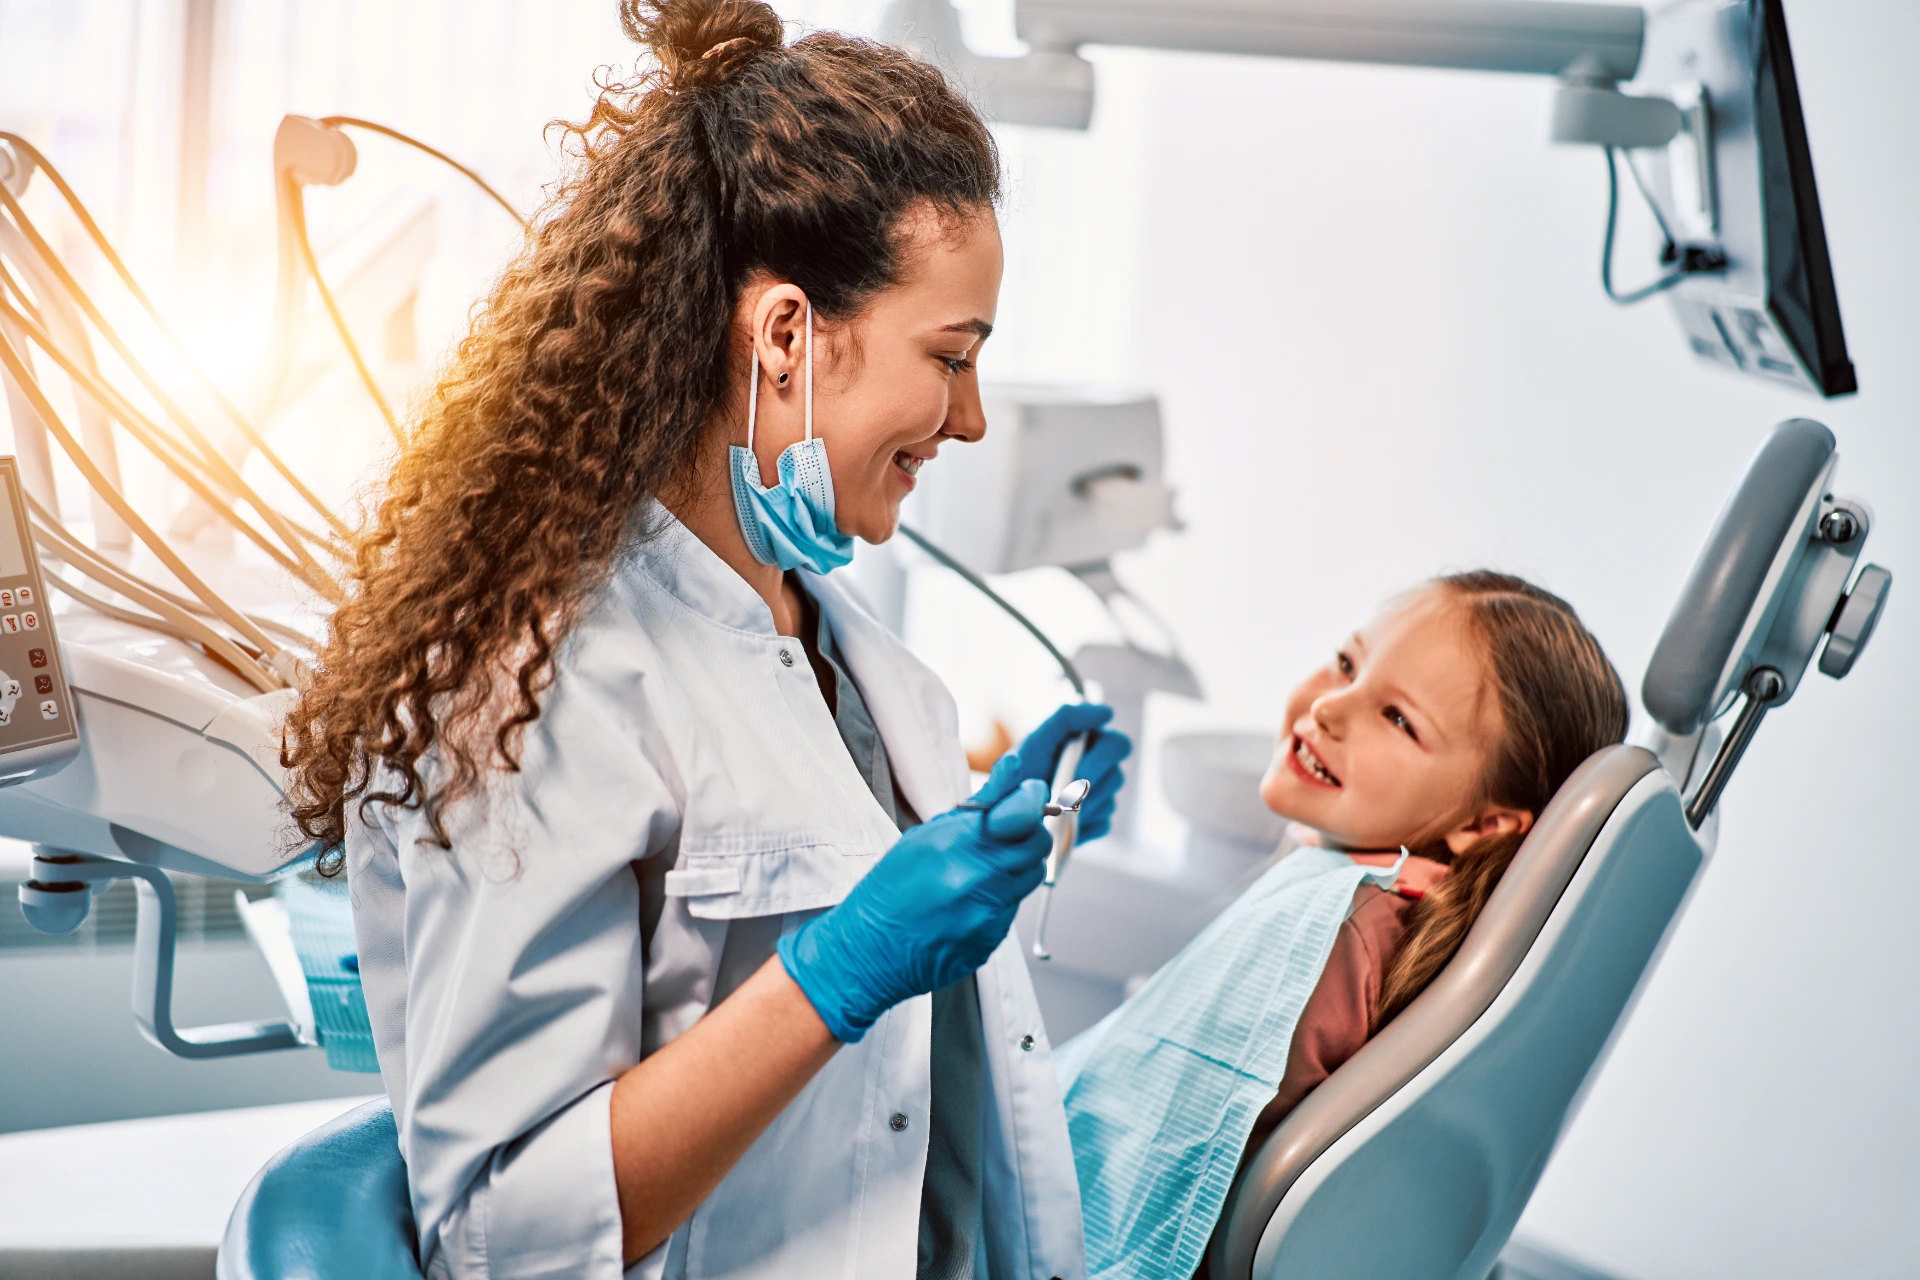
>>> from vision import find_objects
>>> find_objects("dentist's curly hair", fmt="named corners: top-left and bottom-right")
top-left (282, 0), bottom-right (999, 861)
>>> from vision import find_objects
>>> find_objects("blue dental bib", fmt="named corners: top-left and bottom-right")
top-left (1056, 846), bottom-right (1406, 1280)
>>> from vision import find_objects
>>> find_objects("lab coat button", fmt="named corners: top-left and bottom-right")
top-left (779, 648), bottom-right (796, 667)
top-left (1020, 1034), bottom-right (1035, 1052)
top-left (888, 1112), bottom-right (909, 1132)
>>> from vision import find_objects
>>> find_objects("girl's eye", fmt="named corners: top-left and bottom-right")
top-left (1385, 707), bottom-right (1418, 742)
top-left (941, 356), bottom-right (974, 375)
top-left (1335, 651), bottom-right (1354, 678)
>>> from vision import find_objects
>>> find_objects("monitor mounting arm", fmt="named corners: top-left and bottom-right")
top-left (883, 0), bottom-right (1678, 145)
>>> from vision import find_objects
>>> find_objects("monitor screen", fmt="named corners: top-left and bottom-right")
top-left (1641, 0), bottom-right (1855, 398)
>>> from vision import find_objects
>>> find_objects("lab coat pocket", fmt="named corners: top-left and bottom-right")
top-left (664, 833), bottom-right (888, 920)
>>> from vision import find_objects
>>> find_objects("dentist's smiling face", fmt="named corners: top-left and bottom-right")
top-left (1260, 589), bottom-right (1510, 854)
top-left (743, 202), bottom-right (1004, 544)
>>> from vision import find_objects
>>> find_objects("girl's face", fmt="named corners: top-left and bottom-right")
top-left (1259, 589), bottom-right (1532, 855)
top-left (741, 205), bottom-right (1004, 543)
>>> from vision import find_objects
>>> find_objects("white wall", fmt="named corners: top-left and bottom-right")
top-left (971, 4), bottom-right (1915, 1276)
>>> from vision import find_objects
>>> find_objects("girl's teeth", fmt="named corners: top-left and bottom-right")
top-left (1296, 738), bottom-right (1336, 784)
top-left (896, 454), bottom-right (922, 475)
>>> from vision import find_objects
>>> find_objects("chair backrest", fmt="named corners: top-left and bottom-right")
top-left (1209, 744), bottom-right (1703, 1279)
top-left (217, 1096), bottom-right (424, 1280)
top-left (1212, 416), bottom-right (1888, 1278)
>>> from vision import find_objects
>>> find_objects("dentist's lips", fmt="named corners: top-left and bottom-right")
top-left (1285, 734), bottom-right (1341, 788)
top-left (892, 449), bottom-right (931, 490)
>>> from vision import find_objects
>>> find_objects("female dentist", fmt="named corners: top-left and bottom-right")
top-left (280, 2), bottom-right (1128, 1278)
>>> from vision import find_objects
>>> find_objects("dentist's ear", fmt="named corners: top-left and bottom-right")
top-left (750, 281), bottom-right (810, 390)
top-left (1442, 805), bottom-right (1534, 856)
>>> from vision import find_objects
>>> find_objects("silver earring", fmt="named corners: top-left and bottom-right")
top-left (778, 372), bottom-right (789, 385)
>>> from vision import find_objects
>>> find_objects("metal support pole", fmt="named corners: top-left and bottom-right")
top-left (1684, 667), bottom-right (1784, 829)
top-left (176, 0), bottom-right (218, 278)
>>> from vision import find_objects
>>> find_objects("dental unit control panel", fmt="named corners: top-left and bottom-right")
top-left (0, 456), bottom-right (78, 783)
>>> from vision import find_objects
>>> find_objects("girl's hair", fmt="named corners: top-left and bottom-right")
top-left (1375, 570), bottom-right (1630, 1025)
top-left (281, 0), bottom-right (999, 861)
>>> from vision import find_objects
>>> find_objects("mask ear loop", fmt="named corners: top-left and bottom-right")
top-left (745, 340), bottom-right (760, 455)
top-left (747, 300), bottom-right (808, 455)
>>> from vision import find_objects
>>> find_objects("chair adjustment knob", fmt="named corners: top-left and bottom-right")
top-left (1819, 564), bottom-right (1891, 679)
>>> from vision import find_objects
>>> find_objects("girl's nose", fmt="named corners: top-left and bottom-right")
top-left (1307, 688), bottom-right (1350, 740)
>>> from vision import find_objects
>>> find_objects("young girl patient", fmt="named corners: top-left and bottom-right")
top-left (1056, 571), bottom-right (1629, 1280)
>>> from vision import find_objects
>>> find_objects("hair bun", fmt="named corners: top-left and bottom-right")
top-left (622, 0), bottom-right (783, 91)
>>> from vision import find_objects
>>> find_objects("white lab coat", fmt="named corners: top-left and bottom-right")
top-left (346, 507), bottom-right (1086, 1280)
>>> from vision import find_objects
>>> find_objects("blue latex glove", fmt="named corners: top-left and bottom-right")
top-left (778, 778), bottom-right (1053, 1044)
top-left (978, 703), bottom-right (1133, 843)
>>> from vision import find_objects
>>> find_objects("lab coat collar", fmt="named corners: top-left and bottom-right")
top-left (625, 503), bottom-right (778, 636)
top-left (624, 506), bottom-right (972, 820)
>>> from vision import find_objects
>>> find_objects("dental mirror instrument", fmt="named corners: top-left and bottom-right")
top-left (896, 523), bottom-right (1098, 961)
top-left (1045, 777), bottom-right (1091, 819)
top-left (1030, 744), bottom-right (1087, 961)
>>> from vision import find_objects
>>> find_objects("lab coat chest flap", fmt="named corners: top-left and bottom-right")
top-left (634, 575), bottom-right (911, 923)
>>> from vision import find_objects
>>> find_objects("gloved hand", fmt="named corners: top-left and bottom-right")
top-left (976, 703), bottom-right (1133, 843)
top-left (778, 778), bottom-right (1053, 1044)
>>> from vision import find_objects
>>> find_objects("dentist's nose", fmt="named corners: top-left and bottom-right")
top-left (942, 365), bottom-right (988, 444)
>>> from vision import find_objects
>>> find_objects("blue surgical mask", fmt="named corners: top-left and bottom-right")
top-left (729, 303), bottom-right (854, 575)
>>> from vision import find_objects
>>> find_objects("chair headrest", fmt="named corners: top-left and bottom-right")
top-left (1641, 419), bottom-right (1836, 735)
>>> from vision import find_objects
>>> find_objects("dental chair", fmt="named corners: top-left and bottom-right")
top-left (219, 1098), bottom-right (419, 1280)
top-left (218, 419), bottom-right (1888, 1280)
top-left (1207, 417), bottom-right (1890, 1279)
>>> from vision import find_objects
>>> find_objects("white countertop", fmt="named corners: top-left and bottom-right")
top-left (0, 1095), bottom-right (377, 1249)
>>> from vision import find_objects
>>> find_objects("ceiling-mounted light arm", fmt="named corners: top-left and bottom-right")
top-left (890, 1), bottom-right (1682, 138)
top-left (890, 0), bottom-right (1658, 131)
top-left (1016, 0), bottom-right (1647, 81)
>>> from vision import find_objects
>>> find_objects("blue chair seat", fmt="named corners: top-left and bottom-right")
top-left (218, 1096), bottom-right (425, 1280)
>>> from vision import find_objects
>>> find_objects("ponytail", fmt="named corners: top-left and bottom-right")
top-left (1375, 572), bottom-right (1629, 1026)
